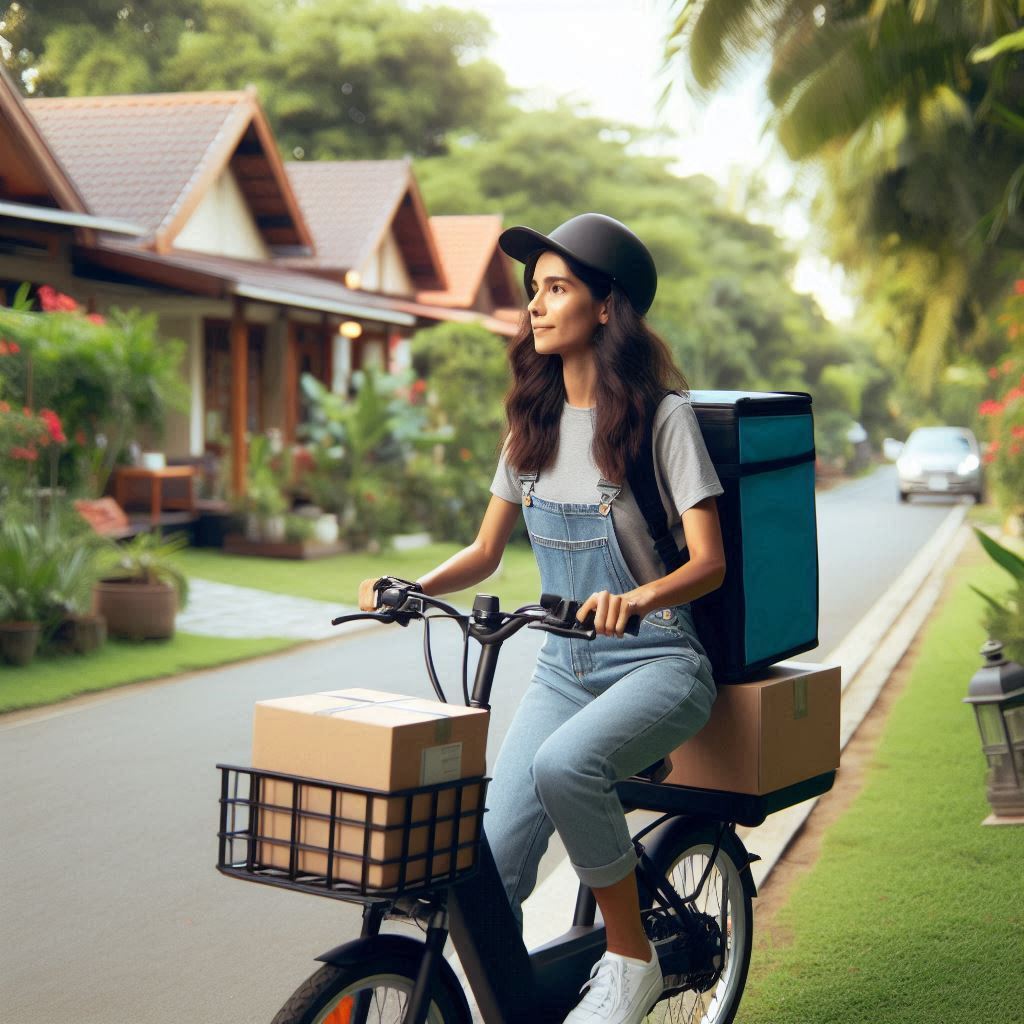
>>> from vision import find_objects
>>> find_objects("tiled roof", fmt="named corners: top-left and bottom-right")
top-left (0, 65), bottom-right (87, 214)
top-left (27, 92), bottom-right (251, 237)
top-left (26, 90), bottom-right (311, 251)
top-left (283, 159), bottom-right (444, 290)
top-left (284, 159), bottom-right (411, 270)
top-left (417, 215), bottom-right (511, 309)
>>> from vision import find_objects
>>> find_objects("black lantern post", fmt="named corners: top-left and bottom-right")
top-left (963, 639), bottom-right (1024, 821)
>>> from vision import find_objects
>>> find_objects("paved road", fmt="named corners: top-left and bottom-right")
top-left (0, 465), bottom-right (967, 1023)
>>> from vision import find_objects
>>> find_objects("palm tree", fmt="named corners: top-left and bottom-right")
top-left (664, 0), bottom-right (1024, 394)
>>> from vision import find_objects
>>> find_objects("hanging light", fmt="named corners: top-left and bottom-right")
top-left (338, 320), bottom-right (363, 340)
top-left (344, 269), bottom-right (361, 290)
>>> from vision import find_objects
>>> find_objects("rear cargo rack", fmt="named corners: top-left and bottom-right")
top-left (216, 764), bottom-right (488, 902)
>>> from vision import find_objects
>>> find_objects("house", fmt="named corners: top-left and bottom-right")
top-left (282, 161), bottom-right (519, 375)
top-left (21, 88), bottom-right (439, 492)
top-left (2, 71), bottom-right (519, 502)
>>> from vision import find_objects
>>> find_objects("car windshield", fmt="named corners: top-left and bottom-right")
top-left (905, 430), bottom-right (972, 454)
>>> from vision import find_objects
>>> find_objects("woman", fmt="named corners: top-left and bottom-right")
top-left (359, 213), bottom-right (726, 1024)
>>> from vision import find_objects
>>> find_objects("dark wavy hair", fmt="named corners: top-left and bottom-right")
top-left (501, 250), bottom-right (688, 483)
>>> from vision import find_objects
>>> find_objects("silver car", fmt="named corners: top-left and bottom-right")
top-left (895, 426), bottom-right (984, 502)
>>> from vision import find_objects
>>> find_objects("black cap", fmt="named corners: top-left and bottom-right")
top-left (499, 212), bottom-right (657, 316)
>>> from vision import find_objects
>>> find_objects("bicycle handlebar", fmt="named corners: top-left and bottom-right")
top-left (328, 581), bottom-right (642, 707)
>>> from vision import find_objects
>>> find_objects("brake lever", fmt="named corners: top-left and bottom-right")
top-left (331, 610), bottom-right (399, 627)
top-left (529, 621), bottom-right (597, 641)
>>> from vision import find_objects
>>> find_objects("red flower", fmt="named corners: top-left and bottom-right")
top-left (74, 429), bottom-right (86, 446)
top-left (1005, 386), bottom-right (1024, 403)
top-left (984, 452), bottom-right (997, 464)
top-left (0, 400), bottom-right (8, 413)
top-left (1003, 359), bottom-right (1015, 373)
top-left (411, 379), bottom-right (427, 395)
top-left (10, 446), bottom-right (38, 461)
top-left (37, 284), bottom-right (78, 313)
top-left (1013, 443), bottom-right (1022, 455)
top-left (1014, 280), bottom-right (1024, 295)
top-left (990, 439), bottom-right (1002, 452)
top-left (989, 367), bottom-right (1000, 379)
top-left (0, 340), bottom-right (17, 355)
top-left (1011, 325), bottom-right (1020, 340)
top-left (979, 400), bottom-right (1005, 416)
top-left (86, 313), bottom-right (105, 325)
top-left (39, 408), bottom-right (66, 444)
top-left (459, 447), bottom-right (472, 462)
top-left (364, 492), bottom-right (377, 503)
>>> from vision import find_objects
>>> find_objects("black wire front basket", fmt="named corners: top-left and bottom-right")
top-left (216, 764), bottom-right (488, 901)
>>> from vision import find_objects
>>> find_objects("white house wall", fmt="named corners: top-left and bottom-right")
top-left (358, 228), bottom-right (414, 296)
top-left (173, 168), bottom-right (271, 261)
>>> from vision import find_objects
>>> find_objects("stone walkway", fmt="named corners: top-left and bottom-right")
top-left (177, 577), bottom-right (358, 640)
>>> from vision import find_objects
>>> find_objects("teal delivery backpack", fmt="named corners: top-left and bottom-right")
top-left (628, 390), bottom-right (819, 683)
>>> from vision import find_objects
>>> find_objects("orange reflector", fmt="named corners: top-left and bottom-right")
top-left (324, 995), bottom-right (354, 1024)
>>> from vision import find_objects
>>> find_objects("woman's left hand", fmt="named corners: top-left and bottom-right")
top-left (576, 589), bottom-right (649, 638)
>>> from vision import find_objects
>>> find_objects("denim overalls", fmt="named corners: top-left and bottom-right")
top-left (485, 473), bottom-right (718, 925)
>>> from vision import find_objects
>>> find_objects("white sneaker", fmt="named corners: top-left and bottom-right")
top-left (562, 940), bottom-right (663, 1023)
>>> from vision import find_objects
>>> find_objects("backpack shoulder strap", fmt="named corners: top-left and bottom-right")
top-left (625, 393), bottom-right (685, 575)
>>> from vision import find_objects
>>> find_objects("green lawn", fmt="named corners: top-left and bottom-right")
top-left (0, 632), bottom-right (296, 714)
top-left (179, 541), bottom-right (543, 610)
top-left (739, 548), bottom-right (1020, 1024)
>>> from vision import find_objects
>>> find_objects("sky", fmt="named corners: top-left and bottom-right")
top-left (423, 0), bottom-right (856, 323)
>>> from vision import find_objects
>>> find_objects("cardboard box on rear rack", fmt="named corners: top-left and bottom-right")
top-left (666, 662), bottom-right (841, 795)
top-left (251, 687), bottom-right (489, 889)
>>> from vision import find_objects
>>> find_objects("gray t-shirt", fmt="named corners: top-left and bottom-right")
top-left (490, 393), bottom-right (723, 585)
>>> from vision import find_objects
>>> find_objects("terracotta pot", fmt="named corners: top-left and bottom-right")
top-left (93, 580), bottom-right (178, 640)
top-left (0, 621), bottom-right (42, 666)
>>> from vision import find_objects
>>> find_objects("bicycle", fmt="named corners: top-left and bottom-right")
top-left (216, 581), bottom-right (836, 1024)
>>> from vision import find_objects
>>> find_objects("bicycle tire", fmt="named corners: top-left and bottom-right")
top-left (641, 824), bottom-right (754, 1024)
top-left (270, 946), bottom-right (470, 1024)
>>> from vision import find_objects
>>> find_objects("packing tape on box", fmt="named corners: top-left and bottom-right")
top-left (312, 696), bottom-right (455, 744)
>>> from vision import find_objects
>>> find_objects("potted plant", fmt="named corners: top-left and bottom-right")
top-left (49, 542), bottom-right (108, 654)
top-left (93, 531), bottom-right (190, 640)
top-left (0, 519), bottom-right (56, 665)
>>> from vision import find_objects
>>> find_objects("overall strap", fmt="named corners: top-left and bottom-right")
top-left (518, 472), bottom-right (538, 507)
top-left (597, 479), bottom-right (622, 517)
top-left (625, 399), bottom-right (685, 574)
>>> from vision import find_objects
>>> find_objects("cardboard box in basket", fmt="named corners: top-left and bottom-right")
top-left (252, 688), bottom-right (489, 888)
top-left (666, 662), bottom-right (840, 795)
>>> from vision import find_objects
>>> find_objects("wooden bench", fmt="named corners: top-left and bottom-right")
top-left (73, 497), bottom-right (138, 540)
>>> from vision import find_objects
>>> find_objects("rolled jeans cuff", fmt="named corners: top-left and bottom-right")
top-left (572, 845), bottom-right (638, 889)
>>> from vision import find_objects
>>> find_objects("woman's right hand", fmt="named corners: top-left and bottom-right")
top-left (358, 577), bottom-right (380, 612)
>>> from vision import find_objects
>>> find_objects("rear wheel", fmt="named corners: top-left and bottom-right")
top-left (642, 827), bottom-right (754, 1024)
top-left (270, 947), bottom-right (469, 1024)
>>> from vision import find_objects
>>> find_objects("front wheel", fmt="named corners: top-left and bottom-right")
top-left (642, 825), bottom-right (754, 1024)
top-left (271, 947), bottom-right (470, 1024)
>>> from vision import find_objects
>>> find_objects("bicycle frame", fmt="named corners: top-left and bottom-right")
top-left (220, 588), bottom-right (830, 1024)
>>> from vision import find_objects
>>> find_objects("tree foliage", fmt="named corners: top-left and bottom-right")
top-left (1, 0), bottom-right (511, 158)
top-left (664, 0), bottom-right (1024, 395)
top-left (416, 105), bottom-right (892, 452)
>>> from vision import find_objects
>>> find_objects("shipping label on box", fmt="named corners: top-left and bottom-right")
top-left (666, 662), bottom-right (840, 795)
